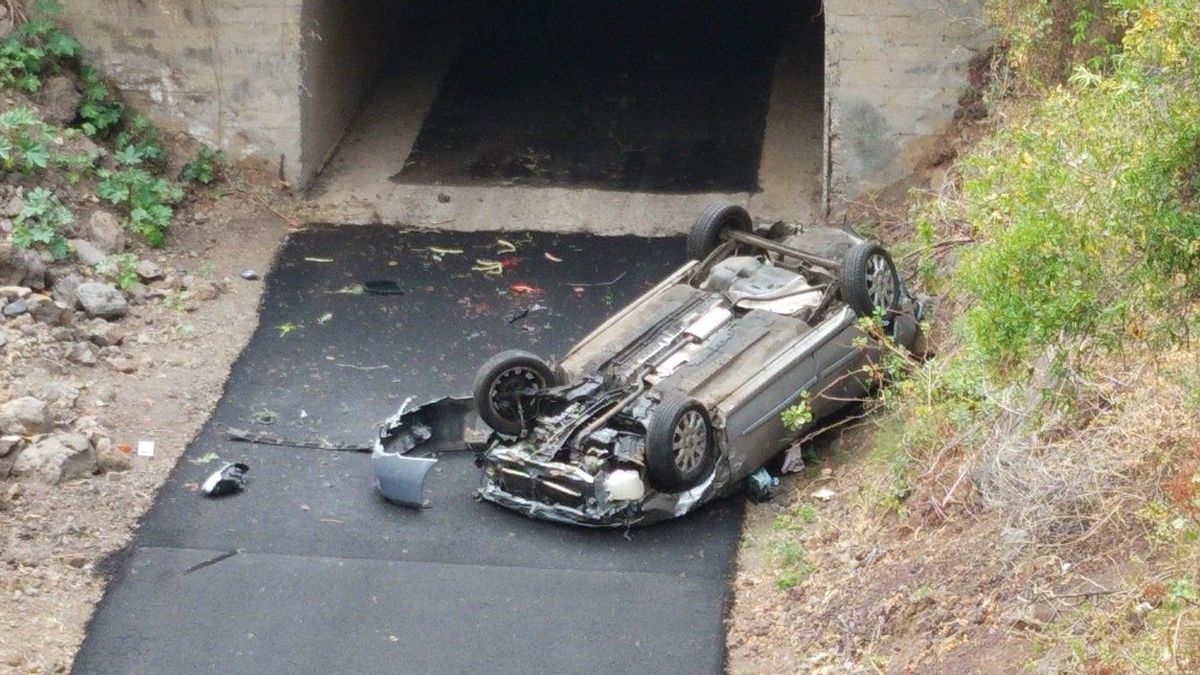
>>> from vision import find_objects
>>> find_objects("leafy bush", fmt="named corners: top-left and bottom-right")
top-left (180, 145), bottom-right (225, 185)
top-left (95, 253), bottom-right (141, 291)
top-left (958, 0), bottom-right (1200, 365)
top-left (11, 186), bottom-right (72, 259)
top-left (112, 115), bottom-right (167, 171)
top-left (0, 106), bottom-right (52, 174)
top-left (0, 1), bottom-right (80, 92)
top-left (97, 166), bottom-right (184, 247)
top-left (77, 65), bottom-right (124, 138)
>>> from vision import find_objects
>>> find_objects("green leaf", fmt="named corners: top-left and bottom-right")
top-left (114, 145), bottom-right (143, 166)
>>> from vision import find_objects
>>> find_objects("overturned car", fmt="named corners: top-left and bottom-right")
top-left (375, 202), bottom-right (922, 526)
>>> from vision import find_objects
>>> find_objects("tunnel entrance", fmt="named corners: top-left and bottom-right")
top-left (305, 0), bottom-right (825, 230)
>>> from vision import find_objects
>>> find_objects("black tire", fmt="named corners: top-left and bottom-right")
top-left (686, 201), bottom-right (753, 261)
top-left (473, 350), bottom-right (558, 436)
top-left (645, 396), bottom-right (716, 491)
top-left (839, 243), bottom-right (901, 318)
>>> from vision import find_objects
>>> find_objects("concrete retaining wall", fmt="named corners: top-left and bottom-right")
top-left (824, 0), bottom-right (992, 208)
top-left (61, 0), bottom-right (305, 181)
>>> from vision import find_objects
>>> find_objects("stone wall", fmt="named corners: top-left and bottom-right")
top-left (824, 0), bottom-right (992, 209)
top-left (61, 0), bottom-right (305, 182)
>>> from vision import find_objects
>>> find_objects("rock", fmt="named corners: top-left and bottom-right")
top-left (72, 239), bottom-right (107, 266)
top-left (0, 396), bottom-right (52, 435)
top-left (104, 355), bottom-right (137, 373)
top-left (76, 282), bottom-right (127, 319)
top-left (12, 434), bottom-right (97, 483)
top-left (437, 192), bottom-right (451, 203)
top-left (136, 260), bottom-right (164, 281)
top-left (4, 248), bottom-right (46, 289)
top-left (3, 299), bottom-right (28, 317)
top-left (36, 381), bottom-right (79, 408)
top-left (26, 295), bottom-right (71, 325)
top-left (84, 211), bottom-right (125, 254)
top-left (51, 272), bottom-right (83, 306)
top-left (193, 280), bottom-right (222, 301)
top-left (0, 286), bottom-right (31, 302)
top-left (95, 438), bottom-right (130, 472)
top-left (240, 269), bottom-right (259, 281)
top-left (0, 186), bottom-right (22, 218)
top-left (39, 75), bottom-right (83, 125)
top-left (86, 319), bottom-right (125, 347)
top-left (67, 342), bottom-right (97, 366)
top-left (0, 435), bottom-right (21, 458)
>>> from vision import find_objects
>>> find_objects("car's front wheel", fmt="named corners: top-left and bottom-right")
top-left (645, 396), bottom-right (716, 491)
top-left (472, 350), bottom-right (559, 436)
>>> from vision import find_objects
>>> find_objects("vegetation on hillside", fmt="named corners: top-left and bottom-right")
top-left (764, 1), bottom-right (1200, 671)
top-left (896, 1), bottom-right (1199, 669)
top-left (0, 0), bottom-right (223, 255)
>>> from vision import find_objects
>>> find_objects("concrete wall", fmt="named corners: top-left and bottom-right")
top-left (299, 0), bottom-right (397, 187)
top-left (62, 0), bottom-right (305, 181)
top-left (824, 0), bottom-right (991, 209)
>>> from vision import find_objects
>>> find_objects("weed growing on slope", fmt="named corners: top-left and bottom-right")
top-left (11, 186), bottom-right (72, 259)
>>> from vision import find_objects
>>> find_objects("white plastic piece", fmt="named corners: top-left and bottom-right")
top-left (137, 440), bottom-right (155, 458)
top-left (603, 470), bottom-right (646, 502)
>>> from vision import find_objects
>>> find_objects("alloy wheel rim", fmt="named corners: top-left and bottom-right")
top-left (865, 253), bottom-right (896, 310)
top-left (672, 410), bottom-right (708, 473)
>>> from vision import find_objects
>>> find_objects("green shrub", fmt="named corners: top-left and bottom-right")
top-left (11, 186), bottom-right (72, 259)
top-left (180, 145), bottom-right (225, 185)
top-left (97, 167), bottom-right (184, 247)
top-left (0, 1), bottom-right (80, 92)
top-left (0, 106), bottom-right (53, 174)
top-left (957, 0), bottom-right (1200, 365)
top-left (77, 65), bottom-right (124, 138)
top-left (95, 253), bottom-right (141, 291)
top-left (112, 115), bottom-right (167, 171)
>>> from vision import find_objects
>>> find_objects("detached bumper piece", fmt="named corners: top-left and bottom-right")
top-left (372, 397), bottom-right (482, 508)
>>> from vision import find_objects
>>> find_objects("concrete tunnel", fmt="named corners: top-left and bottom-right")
top-left (300, 0), bottom-right (826, 226)
top-left (62, 0), bottom-right (991, 229)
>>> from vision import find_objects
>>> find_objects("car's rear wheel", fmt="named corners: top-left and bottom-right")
top-left (473, 350), bottom-right (558, 436)
top-left (645, 396), bottom-right (716, 491)
top-left (687, 201), bottom-right (753, 261)
top-left (839, 242), bottom-right (900, 318)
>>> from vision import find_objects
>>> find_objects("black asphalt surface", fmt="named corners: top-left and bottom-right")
top-left (394, 0), bottom-right (787, 193)
top-left (74, 227), bottom-right (743, 674)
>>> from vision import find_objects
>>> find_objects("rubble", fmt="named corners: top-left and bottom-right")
top-left (67, 342), bottom-right (98, 366)
top-left (11, 433), bottom-right (97, 483)
top-left (84, 211), bottom-right (125, 254)
top-left (0, 397), bottom-right (53, 435)
top-left (75, 282), bottom-right (127, 319)
top-left (136, 260), bottom-right (164, 281)
top-left (38, 75), bottom-right (83, 126)
top-left (72, 239), bottom-right (106, 266)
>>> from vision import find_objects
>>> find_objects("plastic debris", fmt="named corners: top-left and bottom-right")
top-left (811, 487), bottom-right (836, 502)
top-left (544, 252), bottom-right (563, 263)
top-left (746, 467), bottom-right (780, 503)
top-left (364, 280), bottom-right (404, 296)
top-left (240, 269), bottom-right (259, 281)
top-left (202, 462), bottom-right (250, 497)
top-left (137, 440), bottom-right (155, 458)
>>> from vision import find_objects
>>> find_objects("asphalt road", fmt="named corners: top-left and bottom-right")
top-left (73, 227), bottom-right (743, 674)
